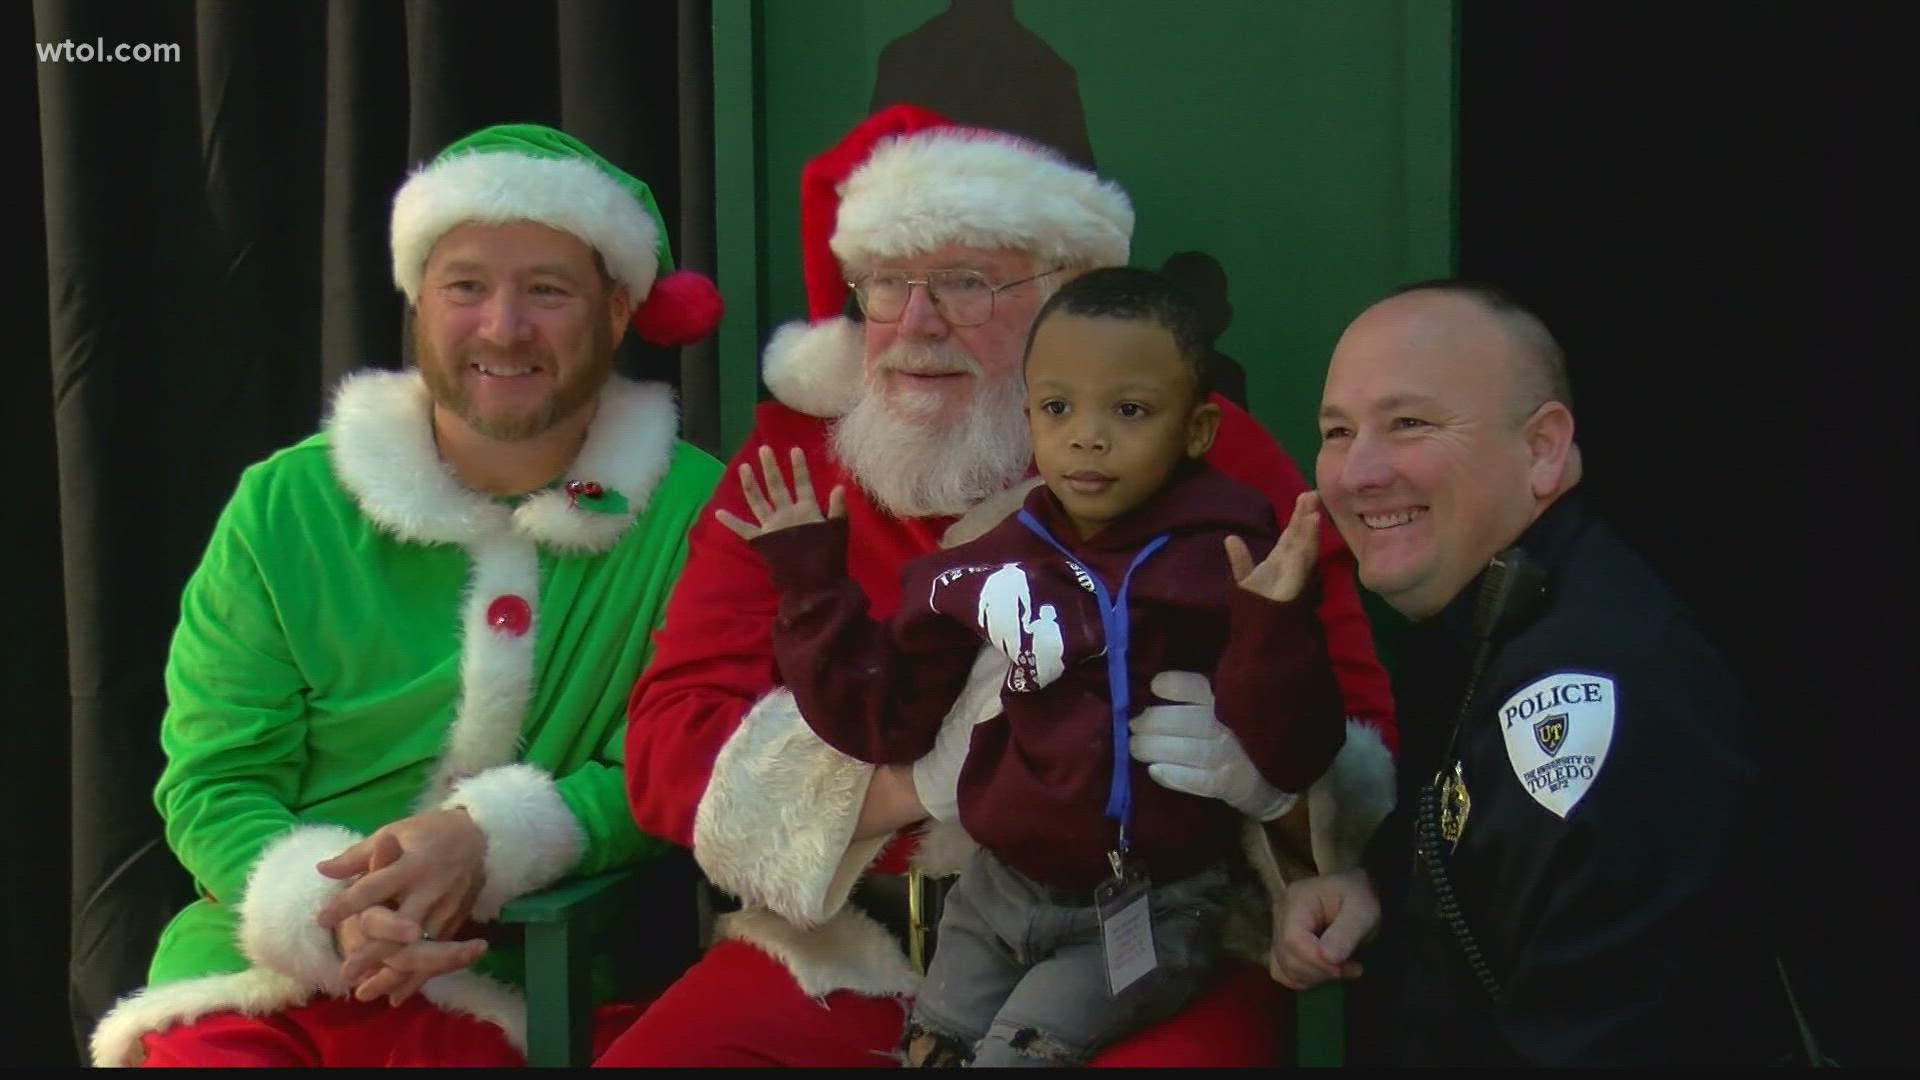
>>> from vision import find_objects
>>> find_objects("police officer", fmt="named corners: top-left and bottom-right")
top-left (1272, 280), bottom-right (1795, 1065)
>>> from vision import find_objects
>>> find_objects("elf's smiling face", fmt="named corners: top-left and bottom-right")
top-left (413, 220), bottom-right (632, 442)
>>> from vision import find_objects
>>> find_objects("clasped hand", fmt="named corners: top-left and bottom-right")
top-left (313, 808), bottom-right (489, 1005)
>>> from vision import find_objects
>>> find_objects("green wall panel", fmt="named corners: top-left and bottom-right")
top-left (716, 0), bottom-right (1455, 481)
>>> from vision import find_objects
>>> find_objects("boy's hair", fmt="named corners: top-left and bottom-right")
top-left (1024, 266), bottom-right (1213, 397)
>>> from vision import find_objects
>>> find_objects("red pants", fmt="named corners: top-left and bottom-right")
top-left (137, 996), bottom-right (645, 1067)
top-left (592, 939), bottom-right (1291, 1067)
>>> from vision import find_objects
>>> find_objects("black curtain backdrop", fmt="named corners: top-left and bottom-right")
top-left (24, 0), bottom-right (715, 1064)
top-left (1454, 3), bottom-right (1914, 1068)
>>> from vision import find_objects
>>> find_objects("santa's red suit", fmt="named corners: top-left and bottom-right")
top-left (608, 389), bottom-right (1397, 1067)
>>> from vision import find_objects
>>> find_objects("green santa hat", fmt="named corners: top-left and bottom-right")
top-left (390, 122), bottom-right (722, 346)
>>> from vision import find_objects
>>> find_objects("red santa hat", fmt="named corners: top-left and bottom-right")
top-left (762, 104), bottom-right (1134, 417)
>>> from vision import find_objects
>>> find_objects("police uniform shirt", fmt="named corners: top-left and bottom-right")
top-left (1358, 493), bottom-right (1791, 1066)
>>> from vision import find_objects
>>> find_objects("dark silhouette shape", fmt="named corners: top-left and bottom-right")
top-left (870, 0), bottom-right (1095, 170)
top-left (1159, 251), bottom-right (1248, 409)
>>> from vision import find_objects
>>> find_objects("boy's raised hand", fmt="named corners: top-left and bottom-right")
top-left (1227, 490), bottom-right (1321, 603)
top-left (716, 445), bottom-right (845, 540)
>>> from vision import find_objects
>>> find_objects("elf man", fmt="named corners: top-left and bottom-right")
top-left (90, 123), bottom-right (724, 1067)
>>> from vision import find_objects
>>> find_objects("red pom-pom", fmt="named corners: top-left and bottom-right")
top-left (631, 269), bottom-right (724, 347)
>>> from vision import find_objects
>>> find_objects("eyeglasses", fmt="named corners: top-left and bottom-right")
top-left (847, 267), bottom-right (1061, 327)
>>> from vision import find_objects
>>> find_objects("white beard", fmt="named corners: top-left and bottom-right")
top-left (830, 343), bottom-right (1032, 519)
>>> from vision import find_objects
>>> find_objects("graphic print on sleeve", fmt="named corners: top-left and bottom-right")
top-left (928, 560), bottom-right (1099, 693)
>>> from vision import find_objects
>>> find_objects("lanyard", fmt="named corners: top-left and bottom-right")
top-left (1016, 509), bottom-right (1169, 855)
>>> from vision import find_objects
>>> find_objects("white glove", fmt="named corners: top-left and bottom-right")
top-left (911, 646), bottom-right (1011, 822)
top-left (1129, 670), bottom-right (1297, 822)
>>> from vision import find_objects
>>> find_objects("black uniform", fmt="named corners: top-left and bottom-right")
top-left (1356, 494), bottom-right (1794, 1065)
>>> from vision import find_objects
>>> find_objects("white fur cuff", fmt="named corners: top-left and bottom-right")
top-left (910, 646), bottom-right (1010, 822)
top-left (237, 824), bottom-right (365, 994)
top-left (1308, 720), bottom-right (1397, 873)
top-left (444, 764), bottom-right (584, 920)
top-left (693, 687), bottom-right (886, 926)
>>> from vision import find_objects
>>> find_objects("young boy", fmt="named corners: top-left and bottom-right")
top-left (719, 267), bottom-right (1346, 1067)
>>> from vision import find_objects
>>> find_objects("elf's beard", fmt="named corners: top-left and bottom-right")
top-left (830, 342), bottom-right (1032, 519)
top-left (414, 319), bottom-right (612, 442)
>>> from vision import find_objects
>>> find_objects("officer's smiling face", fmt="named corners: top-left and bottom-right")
top-left (1315, 292), bottom-right (1553, 620)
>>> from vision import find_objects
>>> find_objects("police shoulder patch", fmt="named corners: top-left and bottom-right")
top-left (1496, 670), bottom-right (1615, 818)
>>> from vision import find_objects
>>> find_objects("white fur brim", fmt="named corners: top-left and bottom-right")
top-left (444, 764), bottom-right (584, 920)
top-left (831, 129), bottom-right (1132, 270)
top-left (238, 824), bottom-right (366, 993)
top-left (391, 151), bottom-right (659, 302)
top-left (692, 687), bottom-right (886, 927)
top-left (760, 317), bottom-right (865, 419)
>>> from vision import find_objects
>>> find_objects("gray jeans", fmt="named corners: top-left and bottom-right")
top-left (907, 847), bottom-right (1230, 1067)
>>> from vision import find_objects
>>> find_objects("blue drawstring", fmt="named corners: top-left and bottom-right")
top-left (1016, 509), bottom-right (1169, 856)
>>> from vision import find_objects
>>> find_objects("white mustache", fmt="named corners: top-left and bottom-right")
top-left (874, 344), bottom-right (980, 379)
top-left (883, 362), bottom-right (974, 376)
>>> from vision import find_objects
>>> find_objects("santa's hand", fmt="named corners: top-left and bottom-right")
top-left (1130, 671), bottom-right (1296, 821)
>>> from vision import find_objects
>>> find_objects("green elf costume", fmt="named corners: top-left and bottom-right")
top-left (89, 124), bottom-right (725, 1067)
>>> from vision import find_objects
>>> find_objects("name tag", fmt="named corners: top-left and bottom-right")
top-left (1095, 861), bottom-right (1156, 995)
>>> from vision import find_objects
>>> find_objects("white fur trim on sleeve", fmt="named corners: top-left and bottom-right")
top-left (905, 818), bottom-right (978, 880)
top-left (236, 824), bottom-right (365, 993)
top-left (1307, 720), bottom-right (1397, 873)
top-left (760, 317), bottom-right (865, 419)
top-left (1157, 723), bottom-right (1396, 972)
top-left (692, 687), bottom-right (888, 926)
top-left (443, 764), bottom-right (584, 920)
top-left (909, 645), bottom-right (1008, 823)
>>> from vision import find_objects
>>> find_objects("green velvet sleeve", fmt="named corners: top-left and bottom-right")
top-left (152, 474), bottom-right (308, 906)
